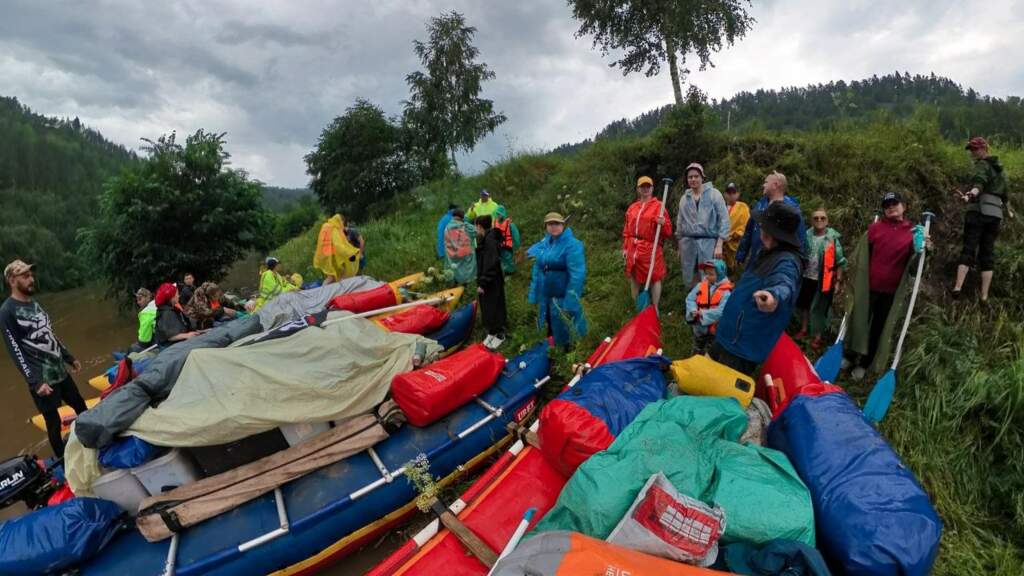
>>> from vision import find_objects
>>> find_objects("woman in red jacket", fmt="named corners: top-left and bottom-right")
top-left (623, 176), bottom-right (673, 312)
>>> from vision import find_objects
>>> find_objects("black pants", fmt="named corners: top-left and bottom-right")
top-left (709, 341), bottom-right (759, 378)
top-left (960, 212), bottom-right (1001, 272)
top-left (862, 291), bottom-right (895, 368)
top-left (35, 376), bottom-right (88, 458)
top-left (480, 280), bottom-right (507, 337)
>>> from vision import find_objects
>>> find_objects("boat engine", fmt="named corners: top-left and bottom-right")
top-left (0, 455), bottom-right (57, 511)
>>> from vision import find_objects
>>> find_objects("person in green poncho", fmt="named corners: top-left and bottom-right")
top-left (443, 209), bottom-right (477, 285)
top-left (134, 287), bottom-right (157, 350)
top-left (492, 205), bottom-right (521, 274)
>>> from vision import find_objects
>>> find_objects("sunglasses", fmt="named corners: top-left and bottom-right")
top-left (812, 216), bottom-right (827, 221)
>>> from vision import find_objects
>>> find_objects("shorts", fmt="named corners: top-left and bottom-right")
top-left (796, 277), bottom-right (818, 311)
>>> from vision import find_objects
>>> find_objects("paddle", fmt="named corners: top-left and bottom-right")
top-left (486, 507), bottom-right (537, 576)
top-left (863, 211), bottom-right (934, 424)
top-left (635, 177), bottom-right (672, 312)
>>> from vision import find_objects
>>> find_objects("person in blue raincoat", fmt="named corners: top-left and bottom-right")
top-left (676, 162), bottom-right (731, 289)
top-left (528, 212), bottom-right (588, 347)
top-left (436, 204), bottom-right (457, 259)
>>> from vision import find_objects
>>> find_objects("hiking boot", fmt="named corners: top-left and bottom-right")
top-left (851, 366), bottom-right (866, 381)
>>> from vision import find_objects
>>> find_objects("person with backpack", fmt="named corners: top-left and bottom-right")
top-left (712, 203), bottom-right (805, 376)
top-left (685, 259), bottom-right (732, 355)
top-left (951, 137), bottom-right (1013, 303)
top-left (436, 204), bottom-right (458, 260)
top-left (493, 205), bottom-right (521, 274)
top-left (444, 209), bottom-right (477, 284)
top-left (528, 212), bottom-right (587, 347)
top-left (475, 215), bottom-right (507, 349)
top-left (795, 208), bottom-right (847, 352)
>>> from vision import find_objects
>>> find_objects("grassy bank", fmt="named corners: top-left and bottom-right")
top-left (276, 108), bottom-right (1024, 574)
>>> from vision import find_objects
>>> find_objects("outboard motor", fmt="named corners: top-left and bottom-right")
top-left (0, 455), bottom-right (56, 511)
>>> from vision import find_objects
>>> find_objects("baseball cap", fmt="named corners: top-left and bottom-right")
top-left (266, 257), bottom-right (280, 267)
top-left (726, 182), bottom-right (737, 191)
top-left (636, 176), bottom-right (654, 187)
top-left (4, 260), bottom-right (34, 281)
top-left (480, 189), bottom-right (491, 198)
top-left (881, 191), bottom-right (903, 207)
top-left (543, 212), bottom-right (566, 224)
top-left (965, 136), bottom-right (989, 151)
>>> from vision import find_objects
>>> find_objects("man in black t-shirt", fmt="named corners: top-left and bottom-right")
top-left (1, 260), bottom-right (87, 457)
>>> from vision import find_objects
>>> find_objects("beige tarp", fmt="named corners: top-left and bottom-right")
top-left (65, 314), bottom-right (442, 495)
top-left (135, 401), bottom-right (404, 542)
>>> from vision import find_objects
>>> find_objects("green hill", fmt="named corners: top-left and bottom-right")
top-left (277, 101), bottom-right (1024, 574)
top-left (0, 97), bottom-right (137, 290)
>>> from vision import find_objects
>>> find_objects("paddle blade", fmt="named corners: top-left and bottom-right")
top-left (635, 290), bottom-right (651, 312)
top-left (814, 339), bottom-right (845, 383)
top-left (863, 369), bottom-right (896, 424)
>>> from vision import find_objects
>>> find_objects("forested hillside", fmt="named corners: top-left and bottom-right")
top-left (0, 97), bottom-right (136, 289)
top-left (555, 72), bottom-right (1024, 155)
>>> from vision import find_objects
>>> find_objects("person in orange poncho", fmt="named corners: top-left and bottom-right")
top-left (623, 175), bottom-right (673, 311)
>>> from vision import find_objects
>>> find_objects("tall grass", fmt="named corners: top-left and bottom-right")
top-left (276, 114), bottom-right (1024, 572)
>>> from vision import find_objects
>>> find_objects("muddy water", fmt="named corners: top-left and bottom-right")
top-left (0, 280), bottom-right (408, 575)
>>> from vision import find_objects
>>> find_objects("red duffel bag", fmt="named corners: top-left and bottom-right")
top-left (328, 284), bottom-right (398, 314)
top-left (391, 343), bottom-right (505, 427)
top-left (376, 304), bottom-right (450, 335)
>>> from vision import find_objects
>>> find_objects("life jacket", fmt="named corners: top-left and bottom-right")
top-left (494, 219), bottom-right (514, 250)
top-left (695, 279), bottom-right (734, 334)
top-left (821, 240), bottom-right (836, 293)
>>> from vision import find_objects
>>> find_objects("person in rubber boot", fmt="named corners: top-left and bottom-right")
top-left (528, 212), bottom-right (588, 348)
top-left (623, 176), bottom-right (673, 312)
top-left (712, 203), bottom-right (804, 377)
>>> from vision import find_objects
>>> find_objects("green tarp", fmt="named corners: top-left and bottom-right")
top-left (531, 396), bottom-right (815, 546)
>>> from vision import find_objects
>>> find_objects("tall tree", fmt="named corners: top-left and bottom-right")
top-left (82, 130), bottom-right (271, 302)
top-left (305, 99), bottom-right (412, 222)
top-left (404, 11), bottom-right (506, 175)
top-left (568, 0), bottom-right (755, 105)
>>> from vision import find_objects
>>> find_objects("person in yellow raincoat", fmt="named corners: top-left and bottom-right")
top-left (252, 257), bottom-right (297, 311)
top-left (313, 214), bottom-right (361, 283)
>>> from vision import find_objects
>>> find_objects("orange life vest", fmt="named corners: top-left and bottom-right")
top-left (494, 219), bottom-right (514, 250)
top-left (695, 279), bottom-right (734, 334)
top-left (821, 240), bottom-right (836, 293)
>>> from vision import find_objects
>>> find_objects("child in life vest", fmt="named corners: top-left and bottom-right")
top-left (685, 259), bottom-right (733, 355)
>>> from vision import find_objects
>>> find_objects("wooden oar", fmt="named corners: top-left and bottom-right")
top-left (635, 178), bottom-right (672, 312)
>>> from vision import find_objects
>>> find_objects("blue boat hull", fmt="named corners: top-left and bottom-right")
top-left (80, 338), bottom-right (548, 576)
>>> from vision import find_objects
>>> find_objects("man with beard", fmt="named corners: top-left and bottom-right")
top-left (1, 260), bottom-right (86, 457)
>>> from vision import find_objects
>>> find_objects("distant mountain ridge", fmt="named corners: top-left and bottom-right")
top-left (553, 72), bottom-right (1024, 155)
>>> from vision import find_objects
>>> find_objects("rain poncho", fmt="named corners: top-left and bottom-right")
top-left (528, 227), bottom-right (587, 346)
top-left (725, 201), bottom-right (750, 272)
top-left (444, 217), bottom-right (477, 284)
top-left (313, 214), bottom-right (361, 280)
top-left (623, 197), bottom-right (673, 285)
top-left (436, 209), bottom-right (455, 259)
top-left (467, 198), bottom-right (499, 220)
top-left (676, 182), bottom-right (730, 288)
top-left (253, 268), bottom-right (297, 311)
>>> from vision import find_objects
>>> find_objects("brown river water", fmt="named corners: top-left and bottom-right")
top-left (0, 277), bottom-right (406, 574)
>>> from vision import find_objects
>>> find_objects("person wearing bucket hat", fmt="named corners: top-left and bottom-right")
top-left (528, 212), bottom-right (588, 347)
top-left (736, 171), bottom-right (806, 266)
top-left (467, 188), bottom-right (499, 221)
top-left (723, 182), bottom-right (750, 272)
top-left (676, 162), bottom-right (730, 289)
top-left (2, 259), bottom-right (88, 457)
top-left (711, 202), bottom-right (805, 376)
top-left (623, 175), bottom-right (673, 310)
top-left (951, 136), bottom-right (1012, 302)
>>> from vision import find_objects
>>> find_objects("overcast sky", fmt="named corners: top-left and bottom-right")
top-left (3, 1), bottom-right (1023, 187)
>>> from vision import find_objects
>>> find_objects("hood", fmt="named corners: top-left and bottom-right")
top-left (700, 258), bottom-right (728, 283)
top-left (528, 227), bottom-right (577, 258)
top-left (494, 204), bottom-right (508, 220)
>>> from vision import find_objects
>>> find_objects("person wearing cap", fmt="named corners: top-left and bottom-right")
top-left (2, 260), bottom-right (88, 457)
top-left (444, 208), bottom-right (477, 284)
top-left (134, 287), bottom-right (157, 350)
top-left (685, 259), bottom-right (732, 355)
top-left (844, 191), bottom-right (928, 380)
top-left (467, 189), bottom-right (499, 221)
top-left (795, 208), bottom-right (846, 352)
top-left (623, 175), bottom-right (673, 311)
top-left (712, 203), bottom-right (805, 376)
top-left (493, 205), bottom-right (521, 274)
top-left (436, 204), bottom-right (459, 260)
top-left (253, 257), bottom-right (297, 311)
top-left (676, 162), bottom-right (730, 289)
top-left (723, 182), bottom-right (750, 272)
top-left (736, 171), bottom-right (806, 266)
top-left (951, 136), bottom-right (1012, 302)
top-left (154, 282), bottom-right (202, 347)
top-left (475, 214), bottom-right (507, 349)
top-left (528, 212), bottom-right (588, 347)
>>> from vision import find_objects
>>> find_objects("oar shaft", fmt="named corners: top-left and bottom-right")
top-left (643, 179), bottom-right (672, 291)
top-left (890, 215), bottom-right (932, 369)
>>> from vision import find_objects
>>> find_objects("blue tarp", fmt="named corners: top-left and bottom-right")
top-left (0, 498), bottom-right (123, 575)
top-left (768, 393), bottom-right (942, 576)
top-left (98, 436), bottom-right (166, 469)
